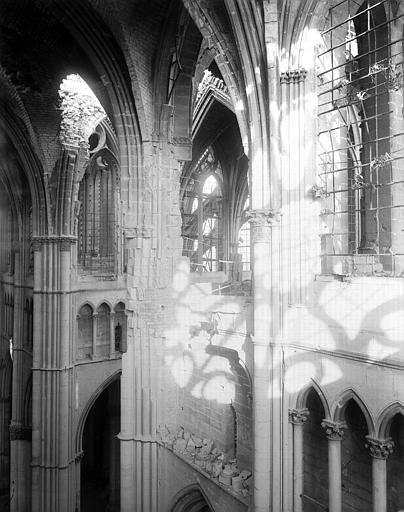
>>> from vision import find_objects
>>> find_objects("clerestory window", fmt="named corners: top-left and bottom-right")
top-left (78, 123), bottom-right (119, 273)
top-left (181, 149), bottom-right (224, 272)
top-left (317, 0), bottom-right (404, 275)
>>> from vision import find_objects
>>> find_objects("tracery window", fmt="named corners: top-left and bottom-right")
top-left (181, 148), bottom-right (224, 272)
top-left (78, 122), bottom-right (119, 273)
top-left (317, 0), bottom-right (404, 274)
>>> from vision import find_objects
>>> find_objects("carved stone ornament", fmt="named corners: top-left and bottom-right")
top-left (9, 424), bottom-right (32, 441)
top-left (280, 69), bottom-right (308, 84)
top-left (246, 209), bottom-right (282, 227)
top-left (365, 437), bottom-right (394, 459)
top-left (75, 450), bottom-right (84, 462)
top-left (289, 408), bottom-right (310, 425)
top-left (31, 236), bottom-right (76, 251)
top-left (321, 420), bottom-right (345, 441)
top-left (247, 208), bottom-right (282, 243)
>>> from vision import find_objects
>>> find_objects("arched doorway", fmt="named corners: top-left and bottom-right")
top-left (171, 486), bottom-right (213, 512)
top-left (81, 377), bottom-right (120, 511)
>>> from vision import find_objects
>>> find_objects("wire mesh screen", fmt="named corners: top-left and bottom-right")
top-left (181, 176), bottom-right (223, 272)
top-left (317, 0), bottom-right (404, 275)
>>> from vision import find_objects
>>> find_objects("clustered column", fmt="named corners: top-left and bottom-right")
top-left (31, 237), bottom-right (75, 512)
top-left (248, 210), bottom-right (282, 512)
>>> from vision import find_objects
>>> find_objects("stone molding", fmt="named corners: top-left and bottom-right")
top-left (9, 424), bottom-right (32, 441)
top-left (124, 226), bottom-right (153, 240)
top-left (280, 69), bottom-right (307, 84)
top-left (288, 408), bottom-right (310, 425)
top-left (32, 236), bottom-right (77, 251)
top-left (321, 419), bottom-right (346, 441)
top-left (365, 436), bottom-right (394, 459)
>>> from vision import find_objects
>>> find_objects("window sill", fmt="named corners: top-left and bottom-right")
top-left (190, 270), bottom-right (229, 284)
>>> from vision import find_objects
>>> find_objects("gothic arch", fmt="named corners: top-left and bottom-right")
top-left (170, 484), bottom-right (214, 512)
top-left (182, 0), bottom-right (251, 157)
top-left (295, 379), bottom-right (331, 419)
top-left (0, 68), bottom-right (48, 226)
top-left (75, 370), bottom-right (121, 455)
top-left (0, 90), bottom-right (48, 236)
top-left (332, 388), bottom-right (375, 435)
top-left (77, 301), bottom-right (96, 314)
top-left (377, 402), bottom-right (404, 439)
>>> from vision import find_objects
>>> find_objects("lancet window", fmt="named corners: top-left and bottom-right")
top-left (78, 122), bottom-right (119, 273)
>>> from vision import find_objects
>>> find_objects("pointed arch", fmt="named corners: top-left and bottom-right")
top-left (332, 388), bottom-right (375, 435)
top-left (295, 379), bottom-right (331, 419)
top-left (377, 402), bottom-right (404, 439)
top-left (75, 370), bottom-right (121, 454)
top-left (170, 484), bottom-right (215, 512)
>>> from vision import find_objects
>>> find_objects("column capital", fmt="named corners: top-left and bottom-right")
top-left (280, 69), bottom-right (308, 84)
top-left (31, 236), bottom-right (77, 251)
top-left (9, 423), bottom-right (32, 441)
top-left (365, 436), bottom-right (394, 459)
top-left (246, 208), bottom-right (282, 227)
top-left (247, 208), bottom-right (282, 243)
top-left (321, 419), bottom-right (346, 441)
top-left (289, 408), bottom-right (310, 425)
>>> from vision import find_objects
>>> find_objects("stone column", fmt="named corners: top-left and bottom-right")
top-left (119, 312), bottom-right (159, 512)
top-left (248, 209), bottom-right (282, 512)
top-left (9, 248), bottom-right (32, 512)
top-left (321, 420), bottom-right (345, 512)
top-left (366, 436), bottom-right (394, 512)
top-left (109, 312), bottom-right (115, 357)
top-left (92, 313), bottom-right (97, 359)
top-left (31, 237), bottom-right (76, 512)
top-left (289, 408), bottom-right (309, 512)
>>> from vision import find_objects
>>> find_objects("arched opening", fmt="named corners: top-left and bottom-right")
top-left (171, 486), bottom-right (213, 512)
top-left (81, 378), bottom-right (121, 511)
top-left (77, 304), bottom-right (93, 360)
top-left (387, 413), bottom-right (404, 511)
top-left (302, 387), bottom-right (328, 511)
top-left (341, 399), bottom-right (372, 510)
top-left (96, 303), bottom-right (111, 357)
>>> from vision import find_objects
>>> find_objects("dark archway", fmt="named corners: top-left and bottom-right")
top-left (171, 485), bottom-right (213, 512)
top-left (81, 378), bottom-right (120, 512)
top-left (387, 413), bottom-right (404, 512)
top-left (303, 387), bottom-right (328, 511)
top-left (341, 399), bottom-right (372, 511)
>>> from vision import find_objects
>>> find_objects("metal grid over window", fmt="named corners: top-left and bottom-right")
top-left (181, 149), bottom-right (224, 272)
top-left (317, 0), bottom-right (404, 275)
